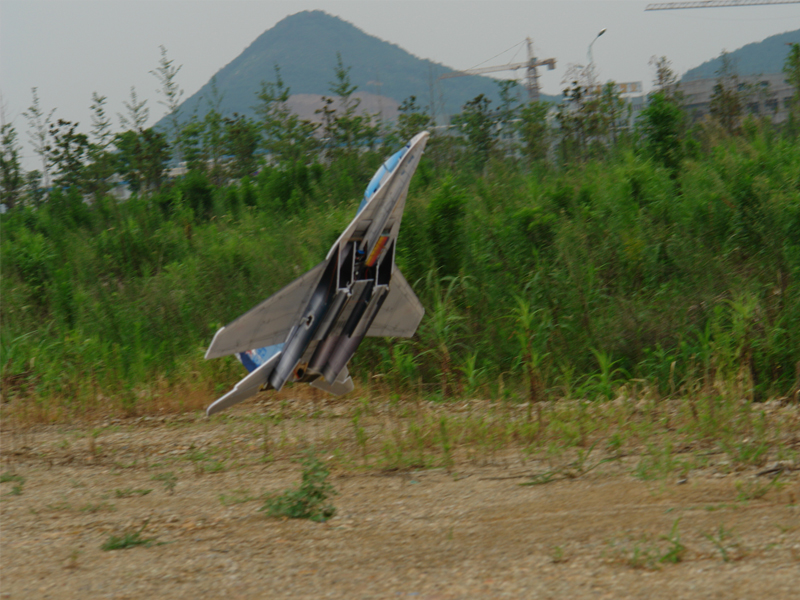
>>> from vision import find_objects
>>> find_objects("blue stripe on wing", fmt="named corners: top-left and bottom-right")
top-left (236, 343), bottom-right (284, 373)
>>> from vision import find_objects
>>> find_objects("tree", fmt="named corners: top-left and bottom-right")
top-left (495, 80), bottom-right (521, 149)
top-left (202, 78), bottom-right (226, 186)
top-left (783, 42), bottom-right (800, 135)
top-left (597, 82), bottom-right (626, 147)
top-left (224, 113), bottom-right (260, 179)
top-left (391, 96), bottom-right (433, 148)
top-left (639, 93), bottom-right (685, 176)
top-left (47, 119), bottom-right (89, 191)
top-left (114, 129), bottom-right (169, 195)
top-left (151, 45), bottom-right (184, 159)
top-left (649, 56), bottom-right (681, 103)
top-left (451, 94), bottom-right (495, 169)
top-left (1, 122), bottom-right (24, 209)
top-left (517, 101), bottom-right (550, 164)
top-left (709, 52), bottom-right (743, 135)
top-left (115, 87), bottom-right (168, 195)
top-left (22, 88), bottom-right (56, 191)
top-left (85, 93), bottom-right (116, 198)
top-left (255, 65), bottom-right (319, 168)
top-left (317, 54), bottom-right (379, 161)
top-left (118, 86), bottom-right (149, 133)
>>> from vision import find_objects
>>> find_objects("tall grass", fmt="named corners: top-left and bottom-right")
top-left (2, 127), bottom-right (799, 420)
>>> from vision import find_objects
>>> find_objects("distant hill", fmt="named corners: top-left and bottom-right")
top-left (169, 10), bottom-right (559, 127)
top-left (682, 29), bottom-right (800, 81)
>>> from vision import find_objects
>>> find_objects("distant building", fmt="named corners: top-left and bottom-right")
top-left (681, 73), bottom-right (794, 123)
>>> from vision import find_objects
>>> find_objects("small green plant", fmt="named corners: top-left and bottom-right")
top-left (80, 502), bottom-right (116, 513)
top-left (114, 488), bottom-right (152, 498)
top-left (101, 523), bottom-right (157, 551)
top-left (606, 538), bottom-right (661, 570)
top-left (550, 545), bottom-right (567, 563)
top-left (0, 472), bottom-right (25, 484)
top-left (703, 524), bottom-right (745, 562)
top-left (261, 452), bottom-right (336, 522)
top-left (736, 475), bottom-right (784, 502)
top-left (219, 489), bottom-right (256, 506)
top-left (633, 442), bottom-right (679, 481)
top-left (720, 438), bottom-right (770, 468)
top-left (439, 417), bottom-right (454, 472)
top-left (352, 409), bottom-right (368, 464)
top-left (151, 472), bottom-right (177, 494)
top-left (659, 519), bottom-right (686, 564)
top-left (1, 472), bottom-right (25, 495)
top-left (606, 520), bottom-right (686, 570)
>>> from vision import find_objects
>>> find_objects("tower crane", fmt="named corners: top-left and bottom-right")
top-left (439, 38), bottom-right (556, 102)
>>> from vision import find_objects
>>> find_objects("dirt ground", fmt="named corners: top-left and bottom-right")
top-left (1, 400), bottom-right (798, 599)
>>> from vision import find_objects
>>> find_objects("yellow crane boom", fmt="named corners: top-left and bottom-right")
top-left (646, 0), bottom-right (799, 10)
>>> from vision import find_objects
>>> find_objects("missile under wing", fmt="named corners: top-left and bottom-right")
top-left (204, 132), bottom-right (429, 416)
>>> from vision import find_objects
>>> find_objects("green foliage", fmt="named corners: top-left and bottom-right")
top-left (260, 452), bottom-right (336, 522)
top-left (451, 94), bottom-right (495, 170)
top-left (639, 93), bottom-right (685, 175)
top-left (1, 123), bottom-right (24, 209)
top-left (101, 524), bottom-right (157, 551)
top-left (427, 179), bottom-right (466, 277)
top-left (2, 49), bottom-right (800, 418)
top-left (151, 472), bottom-right (177, 494)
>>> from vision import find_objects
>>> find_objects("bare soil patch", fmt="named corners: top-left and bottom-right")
top-left (2, 399), bottom-right (799, 599)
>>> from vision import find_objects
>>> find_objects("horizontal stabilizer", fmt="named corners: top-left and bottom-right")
top-left (205, 262), bottom-right (326, 359)
top-left (366, 268), bottom-right (425, 338)
top-left (310, 365), bottom-right (354, 396)
top-left (206, 351), bottom-right (282, 416)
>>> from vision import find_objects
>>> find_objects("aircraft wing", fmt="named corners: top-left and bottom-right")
top-left (366, 268), bottom-right (425, 338)
top-left (205, 261), bottom-right (326, 359)
top-left (206, 350), bottom-right (283, 416)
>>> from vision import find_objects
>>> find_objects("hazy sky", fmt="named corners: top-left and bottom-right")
top-left (2, 0), bottom-right (799, 168)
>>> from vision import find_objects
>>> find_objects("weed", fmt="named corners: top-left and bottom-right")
top-left (606, 520), bottom-right (687, 569)
top-left (186, 446), bottom-right (227, 475)
top-left (703, 525), bottom-right (745, 562)
top-left (261, 451), bottom-right (336, 522)
top-left (151, 472), bottom-right (177, 494)
top-left (80, 502), bottom-right (116, 513)
top-left (550, 546), bottom-right (567, 563)
top-left (633, 442), bottom-right (680, 481)
top-left (439, 417), bottom-right (454, 472)
top-left (606, 538), bottom-right (661, 570)
top-left (64, 549), bottom-right (81, 570)
top-left (114, 488), bottom-right (152, 498)
top-left (352, 410), bottom-right (368, 465)
top-left (659, 519), bottom-right (686, 564)
top-left (101, 523), bottom-right (157, 551)
top-left (0, 472), bottom-right (25, 485)
top-left (219, 489), bottom-right (256, 506)
top-left (735, 475), bottom-right (784, 502)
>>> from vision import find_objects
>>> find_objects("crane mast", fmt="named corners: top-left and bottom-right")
top-left (439, 38), bottom-right (556, 102)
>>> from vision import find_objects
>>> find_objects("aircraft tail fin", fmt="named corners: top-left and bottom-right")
top-left (309, 365), bottom-right (354, 396)
top-left (366, 268), bottom-right (425, 338)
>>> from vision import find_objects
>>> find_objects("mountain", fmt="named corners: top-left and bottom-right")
top-left (170, 10), bottom-right (559, 127)
top-left (682, 29), bottom-right (800, 81)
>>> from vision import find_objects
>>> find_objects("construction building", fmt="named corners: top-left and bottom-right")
top-left (681, 72), bottom-right (795, 123)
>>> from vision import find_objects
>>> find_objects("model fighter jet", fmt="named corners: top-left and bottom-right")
top-left (204, 132), bottom-right (429, 416)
